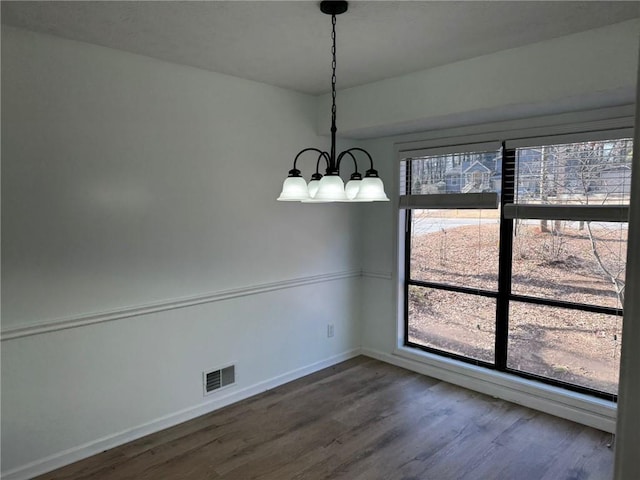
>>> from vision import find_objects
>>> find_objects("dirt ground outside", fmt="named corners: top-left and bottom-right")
top-left (408, 212), bottom-right (626, 395)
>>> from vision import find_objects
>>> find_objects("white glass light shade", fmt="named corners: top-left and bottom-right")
top-left (307, 179), bottom-right (321, 198)
top-left (313, 175), bottom-right (348, 202)
top-left (277, 177), bottom-right (309, 201)
top-left (353, 177), bottom-right (390, 201)
top-left (344, 179), bottom-right (362, 200)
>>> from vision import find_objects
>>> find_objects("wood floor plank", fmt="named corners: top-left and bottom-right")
top-left (276, 378), bottom-right (454, 480)
top-left (34, 356), bottom-right (615, 480)
top-left (463, 412), bottom-right (585, 480)
top-left (539, 428), bottom-right (615, 480)
top-left (350, 398), bottom-right (525, 480)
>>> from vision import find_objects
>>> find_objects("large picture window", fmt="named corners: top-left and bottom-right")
top-left (401, 134), bottom-right (632, 399)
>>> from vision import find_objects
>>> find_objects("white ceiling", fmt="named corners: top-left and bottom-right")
top-left (2, 1), bottom-right (639, 95)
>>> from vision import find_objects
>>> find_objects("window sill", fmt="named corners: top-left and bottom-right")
top-left (363, 345), bottom-right (617, 433)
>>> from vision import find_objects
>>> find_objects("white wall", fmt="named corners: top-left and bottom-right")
top-left (614, 49), bottom-right (640, 480)
top-left (321, 19), bottom-right (640, 138)
top-left (359, 138), bottom-right (397, 354)
top-left (1, 26), bottom-right (363, 478)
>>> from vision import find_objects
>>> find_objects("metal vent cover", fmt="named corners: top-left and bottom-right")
top-left (204, 365), bottom-right (235, 395)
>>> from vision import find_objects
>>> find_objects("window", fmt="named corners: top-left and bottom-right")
top-left (401, 134), bottom-right (632, 399)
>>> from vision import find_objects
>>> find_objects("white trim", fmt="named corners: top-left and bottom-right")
top-left (393, 106), bottom-right (634, 153)
top-left (393, 143), bottom-right (406, 350)
top-left (506, 127), bottom-right (634, 149)
top-left (362, 347), bottom-right (617, 433)
top-left (1, 270), bottom-right (361, 341)
top-left (0, 349), bottom-right (362, 480)
top-left (397, 140), bottom-right (502, 158)
top-left (361, 270), bottom-right (393, 280)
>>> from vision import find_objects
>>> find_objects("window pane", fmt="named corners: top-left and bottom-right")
top-left (410, 209), bottom-right (500, 291)
top-left (408, 287), bottom-right (495, 364)
top-left (507, 302), bottom-right (621, 395)
top-left (401, 150), bottom-right (502, 196)
top-left (515, 138), bottom-right (632, 205)
top-left (512, 220), bottom-right (627, 309)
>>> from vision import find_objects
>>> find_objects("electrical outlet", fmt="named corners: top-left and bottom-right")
top-left (327, 324), bottom-right (335, 338)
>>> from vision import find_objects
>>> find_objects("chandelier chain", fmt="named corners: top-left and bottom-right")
top-left (331, 14), bottom-right (337, 131)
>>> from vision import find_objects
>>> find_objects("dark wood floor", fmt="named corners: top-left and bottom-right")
top-left (36, 356), bottom-right (614, 480)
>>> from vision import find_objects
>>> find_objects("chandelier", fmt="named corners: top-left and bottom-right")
top-left (277, 1), bottom-right (389, 202)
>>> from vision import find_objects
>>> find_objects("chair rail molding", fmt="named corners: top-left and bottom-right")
top-left (1, 269), bottom-right (362, 341)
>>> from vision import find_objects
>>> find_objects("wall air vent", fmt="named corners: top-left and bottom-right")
top-left (203, 365), bottom-right (235, 395)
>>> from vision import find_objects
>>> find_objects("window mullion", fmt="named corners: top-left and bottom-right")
top-left (495, 145), bottom-right (515, 370)
top-left (403, 160), bottom-right (413, 347)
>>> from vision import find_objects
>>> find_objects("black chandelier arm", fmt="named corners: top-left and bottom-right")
top-left (315, 151), bottom-right (331, 174)
top-left (291, 147), bottom-right (330, 172)
top-left (336, 150), bottom-right (360, 175)
top-left (341, 147), bottom-right (375, 171)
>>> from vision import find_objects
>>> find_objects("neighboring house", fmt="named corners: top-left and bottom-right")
top-left (444, 158), bottom-right (501, 194)
top-left (461, 160), bottom-right (493, 193)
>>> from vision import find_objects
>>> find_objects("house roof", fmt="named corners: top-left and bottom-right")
top-left (463, 161), bottom-right (492, 174)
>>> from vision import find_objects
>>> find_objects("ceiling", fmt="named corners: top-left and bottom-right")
top-left (2, 1), bottom-right (639, 95)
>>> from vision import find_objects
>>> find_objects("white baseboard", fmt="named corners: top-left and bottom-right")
top-left (362, 347), bottom-right (616, 433)
top-left (1, 349), bottom-right (361, 480)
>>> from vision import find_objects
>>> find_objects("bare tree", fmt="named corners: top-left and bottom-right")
top-left (536, 139), bottom-right (631, 307)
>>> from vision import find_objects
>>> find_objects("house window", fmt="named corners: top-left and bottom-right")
top-left (401, 135), bottom-right (632, 399)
